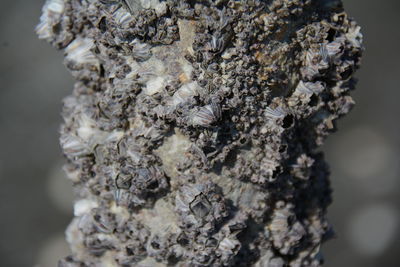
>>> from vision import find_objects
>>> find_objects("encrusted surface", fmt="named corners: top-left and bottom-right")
top-left (37, 0), bottom-right (362, 266)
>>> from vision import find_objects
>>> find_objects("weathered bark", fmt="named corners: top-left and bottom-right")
top-left (37, 0), bottom-right (362, 266)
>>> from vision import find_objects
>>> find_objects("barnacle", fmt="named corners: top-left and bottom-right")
top-left (38, 0), bottom-right (363, 266)
top-left (175, 182), bottom-right (228, 231)
top-left (36, 0), bottom-right (64, 40)
top-left (189, 101), bottom-right (222, 127)
top-left (112, 5), bottom-right (134, 27)
top-left (65, 38), bottom-right (99, 68)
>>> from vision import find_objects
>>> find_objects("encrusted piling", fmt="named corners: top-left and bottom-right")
top-left (37, 0), bottom-right (362, 266)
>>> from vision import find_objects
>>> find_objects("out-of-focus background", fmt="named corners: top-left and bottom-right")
top-left (0, 0), bottom-right (398, 266)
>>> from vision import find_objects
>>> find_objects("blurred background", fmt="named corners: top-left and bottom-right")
top-left (0, 0), bottom-right (398, 266)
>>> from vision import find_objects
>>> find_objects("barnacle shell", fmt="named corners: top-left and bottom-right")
top-left (189, 101), bottom-right (221, 127)
top-left (171, 82), bottom-right (200, 107)
top-left (265, 106), bottom-right (287, 119)
top-left (130, 39), bottom-right (152, 61)
top-left (112, 6), bottom-right (134, 27)
top-left (60, 133), bottom-right (90, 157)
top-left (65, 38), bottom-right (99, 68)
top-left (38, 0), bottom-right (363, 266)
top-left (36, 0), bottom-right (64, 40)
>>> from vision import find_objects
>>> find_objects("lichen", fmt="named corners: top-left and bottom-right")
top-left (38, 0), bottom-right (363, 266)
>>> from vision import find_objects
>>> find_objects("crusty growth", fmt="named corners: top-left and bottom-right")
top-left (37, 0), bottom-right (362, 266)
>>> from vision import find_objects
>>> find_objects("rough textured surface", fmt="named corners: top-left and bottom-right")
top-left (37, 0), bottom-right (362, 266)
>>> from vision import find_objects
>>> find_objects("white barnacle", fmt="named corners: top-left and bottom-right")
top-left (304, 49), bottom-right (313, 65)
top-left (130, 39), bottom-right (152, 61)
top-left (264, 106), bottom-right (286, 119)
top-left (319, 45), bottom-right (329, 63)
top-left (175, 192), bottom-right (191, 214)
top-left (76, 113), bottom-right (113, 149)
top-left (128, 63), bottom-right (152, 84)
top-left (171, 82), bottom-right (200, 107)
top-left (257, 251), bottom-right (284, 267)
top-left (295, 81), bottom-right (324, 95)
top-left (138, 0), bottom-right (161, 10)
top-left (60, 133), bottom-right (90, 157)
top-left (93, 213), bottom-right (115, 234)
top-left (302, 46), bottom-right (330, 80)
top-left (269, 208), bottom-right (290, 234)
top-left (74, 199), bottom-right (98, 217)
top-left (189, 144), bottom-right (208, 164)
top-left (292, 154), bottom-right (315, 170)
top-left (346, 25), bottom-right (363, 48)
top-left (287, 222), bottom-right (306, 244)
top-left (129, 116), bottom-right (163, 142)
top-left (115, 173), bottom-right (132, 190)
top-left (144, 76), bottom-right (166, 96)
top-left (210, 35), bottom-right (225, 53)
top-left (175, 185), bottom-right (201, 222)
top-left (46, 0), bottom-right (64, 13)
top-left (114, 188), bottom-right (131, 206)
top-left (117, 0), bottom-right (163, 13)
top-left (76, 114), bottom-right (100, 141)
top-left (175, 183), bottom-right (226, 228)
top-left (218, 237), bottom-right (240, 252)
top-left (176, 184), bottom-right (205, 212)
top-left (295, 81), bottom-right (313, 94)
top-left (36, 0), bottom-right (65, 40)
top-left (104, 130), bottom-right (124, 143)
top-left (154, 2), bottom-right (167, 16)
top-left (65, 38), bottom-right (99, 67)
top-left (120, 0), bottom-right (162, 15)
top-left (218, 237), bottom-right (241, 263)
top-left (134, 57), bottom-right (165, 84)
top-left (190, 102), bottom-right (221, 127)
top-left (112, 5), bottom-right (134, 27)
top-left (301, 51), bottom-right (320, 79)
top-left (317, 45), bottom-right (330, 70)
top-left (325, 37), bottom-right (345, 57)
top-left (258, 157), bottom-right (281, 183)
top-left (288, 81), bottom-right (325, 107)
top-left (189, 193), bottom-right (212, 218)
top-left (77, 213), bottom-right (93, 235)
top-left (118, 137), bottom-right (143, 164)
top-left (211, 97), bottom-right (222, 118)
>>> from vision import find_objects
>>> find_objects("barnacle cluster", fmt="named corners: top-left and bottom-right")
top-left (37, 0), bottom-right (362, 266)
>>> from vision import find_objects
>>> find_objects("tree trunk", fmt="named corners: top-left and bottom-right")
top-left (37, 0), bottom-right (362, 266)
